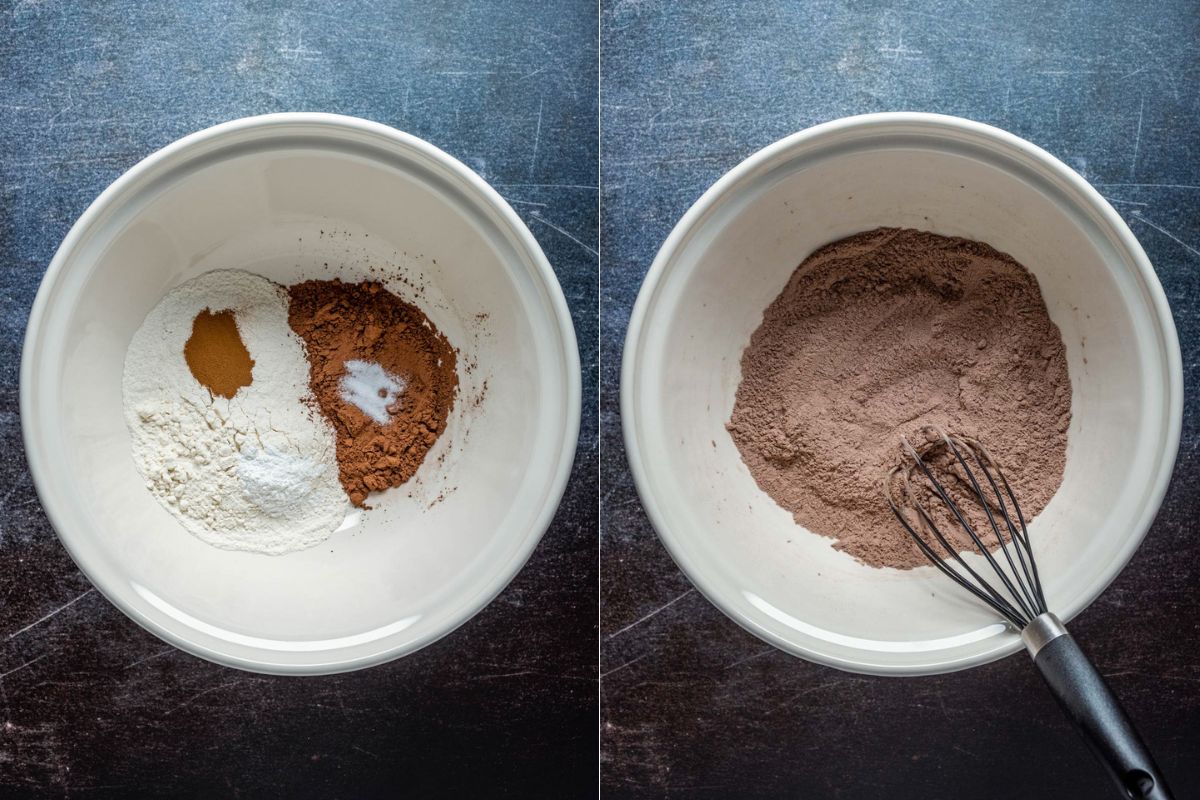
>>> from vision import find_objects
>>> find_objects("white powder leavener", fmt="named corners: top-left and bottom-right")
top-left (339, 359), bottom-right (406, 424)
top-left (122, 269), bottom-right (349, 554)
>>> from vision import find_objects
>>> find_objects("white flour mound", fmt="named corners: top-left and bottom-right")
top-left (122, 269), bottom-right (348, 554)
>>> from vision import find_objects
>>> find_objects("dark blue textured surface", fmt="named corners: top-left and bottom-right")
top-left (1, 2), bottom-right (596, 797)
top-left (600, 3), bottom-right (1199, 798)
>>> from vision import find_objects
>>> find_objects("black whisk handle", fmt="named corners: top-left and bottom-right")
top-left (1024, 614), bottom-right (1172, 800)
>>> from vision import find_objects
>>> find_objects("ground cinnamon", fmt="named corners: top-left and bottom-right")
top-left (183, 308), bottom-right (254, 399)
top-left (287, 279), bottom-right (458, 506)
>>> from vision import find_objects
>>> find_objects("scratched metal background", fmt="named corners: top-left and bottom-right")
top-left (0, 1), bottom-right (597, 797)
top-left (600, 2), bottom-right (1199, 798)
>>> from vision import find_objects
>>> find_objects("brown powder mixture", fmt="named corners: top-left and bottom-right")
top-left (184, 308), bottom-right (254, 399)
top-left (727, 228), bottom-right (1071, 569)
top-left (287, 279), bottom-right (458, 506)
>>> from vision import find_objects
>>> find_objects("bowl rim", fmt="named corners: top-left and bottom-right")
top-left (20, 112), bottom-right (582, 675)
top-left (621, 111), bottom-right (1184, 676)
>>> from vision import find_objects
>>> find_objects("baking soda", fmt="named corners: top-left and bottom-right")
top-left (340, 359), bottom-right (406, 425)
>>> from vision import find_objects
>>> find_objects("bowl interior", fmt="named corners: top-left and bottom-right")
top-left (626, 118), bottom-right (1177, 674)
top-left (24, 117), bottom-right (577, 672)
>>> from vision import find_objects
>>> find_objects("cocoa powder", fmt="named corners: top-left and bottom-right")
top-left (727, 228), bottom-right (1071, 569)
top-left (287, 279), bottom-right (458, 506)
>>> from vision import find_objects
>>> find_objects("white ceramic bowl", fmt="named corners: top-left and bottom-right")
top-left (623, 113), bottom-right (1182, 676)
top-left (22, 113), bottom-right (580, 674)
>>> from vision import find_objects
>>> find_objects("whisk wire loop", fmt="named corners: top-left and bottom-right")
top-left (887, 490), bottom-right (1027, 627)
top-left (899, 436), bottom-right (1036, 623)
top-left (909, 495), bottom-right (1029, 619)
top-left (940, 434), bottom-right (1041, 620)
top-left (885, 428), bottom-right (1048, 629)
top-left (957, 438), bottom-right (1043, 615)
top-left (978, 445), bottom-right (1048, 612)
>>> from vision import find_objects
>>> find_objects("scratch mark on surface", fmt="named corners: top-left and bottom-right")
top-left (766, 679), bottom-right (848, 715)
top-left (1104, 196), bottom-right (1149, 206)
top-left (601, 654), bottom-right (647, 678)
top-left (352, 744), bottom-right (380, 759)
top-left (648, 86), bottom-right (674, 126)
top-left (1132, 212), bottom-right (1200, 258)
top-left (530, 212), bottom-right (598, 257)
top-left (651, 116), bottom-right (728, 129)
top-left (1130, 95), bottom-right (1145, 179)
top-left (471, 670), bottom-right (535, 680)
top-left (162, 680), bottom-right (247, 717)
top-left (492, 182), bottom-right (597, 190)
top-left (952, 743), bottom-right (979, 759)
top-left (123, 648), bottom-right (174, 670)
top-left (1093, 183), bottom-right (1200, 190)
top-left (1105, 670), bottom-right (1200, 683)
top-left (47, 86), bottom-right (74, 126)
top-left (502, 195), bottom-right (548, 208)
top-left (0, 654), bottom-right (46, 681)
top-left (608, 154), bottom-right (719, 168)
top-left (6, 588), bottom-right (95, 641)
top-left (529, 96), bottom-right (544, 178)
top-left (278, 36), bottom-right (322, 62)
top-left (724, 647), bottom-right (775, 669)
top-left (657, 37), bottom-right (712, 56)
top-left (879, 38), bottom-right (923, 58)
top-left (332, 685), bottom-right (351, 721)
top-left (606, 588), bottom-right (695, 640)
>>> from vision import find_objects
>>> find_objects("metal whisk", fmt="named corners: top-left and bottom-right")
top-left (884, 428), bottom-right (1172, 800)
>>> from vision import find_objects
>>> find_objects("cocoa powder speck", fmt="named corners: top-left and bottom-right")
top-left (727, 228), bottom-right (1071, 569)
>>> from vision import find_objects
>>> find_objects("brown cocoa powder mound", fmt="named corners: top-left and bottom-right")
top-left (727, 228), bottom-right (1071, 569)
top-left (287, 279), bottom-right (458, 507)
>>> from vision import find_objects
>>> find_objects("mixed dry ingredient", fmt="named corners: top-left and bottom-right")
top-left (728, 228), bottom-right (1071, 570)
top-left (122, 269), bottom-right (458, 554)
